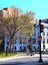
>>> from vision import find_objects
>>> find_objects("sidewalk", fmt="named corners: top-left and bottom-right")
top-left (0, 53), bottom-right (31, 62)
top-left (0, 53), bottom-right (48, 62)
top-left (0, 53), bottom-right (48, 65)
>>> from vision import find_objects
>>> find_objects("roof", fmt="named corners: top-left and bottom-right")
top-left (42, 19), bottom-right (48, 24)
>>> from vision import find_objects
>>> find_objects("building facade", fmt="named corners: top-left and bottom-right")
top-left (32, 19), bottom-right (48, 51)
top-left (41, 19), bottom-right (48, 51)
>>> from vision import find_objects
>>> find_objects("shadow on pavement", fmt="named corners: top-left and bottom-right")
top-left (0, 61), bottom-right (37, 65)
top-left (0, 61), bottom-right (48, 65)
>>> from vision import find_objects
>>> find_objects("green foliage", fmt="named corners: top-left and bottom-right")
top-left (20, 11), bottom-right (34, 37)
top-left (0, 53), bottom-right (15, 58)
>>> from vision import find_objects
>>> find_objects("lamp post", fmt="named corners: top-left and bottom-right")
top-left (38, 19), bottom-right (43, 63)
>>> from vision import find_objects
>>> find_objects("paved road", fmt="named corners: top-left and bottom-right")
top-left (0, 54), bottom-right (48, 65)
top-left (0, 57), bottom-right (38, 65)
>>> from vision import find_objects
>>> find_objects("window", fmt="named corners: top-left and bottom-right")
top-left (20, 46), bottom-right (22, 50)
top-left (33, 32), bottom-right (36, 36)
top-left (32, 38), bottom-right (36, 44)
top-left (47, 39), bottom-right (48, 43)
top-left (3, 10), bottom-right (9, 15)
top-left (43, 32), bottom-right (45, 36)
top-left (43, 39), bottom-right (45, 43)
top-left (47, 27), bottom-right (48, 30)
top-left (47, 32), bottom-right (48, 36)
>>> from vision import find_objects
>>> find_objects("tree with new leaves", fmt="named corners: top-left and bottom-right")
top-left (20, 11), bottom-right (34, 43)
top-left (2, 7), bottom-right (23, 53)
top-left (1, 6), bottom-right (35, 53)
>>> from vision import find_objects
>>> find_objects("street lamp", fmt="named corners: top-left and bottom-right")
top-left (38, 19), bottom-right (44, 63)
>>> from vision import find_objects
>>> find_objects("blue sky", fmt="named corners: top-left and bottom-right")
top-left (0, 0), bottom-right (48, 19)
